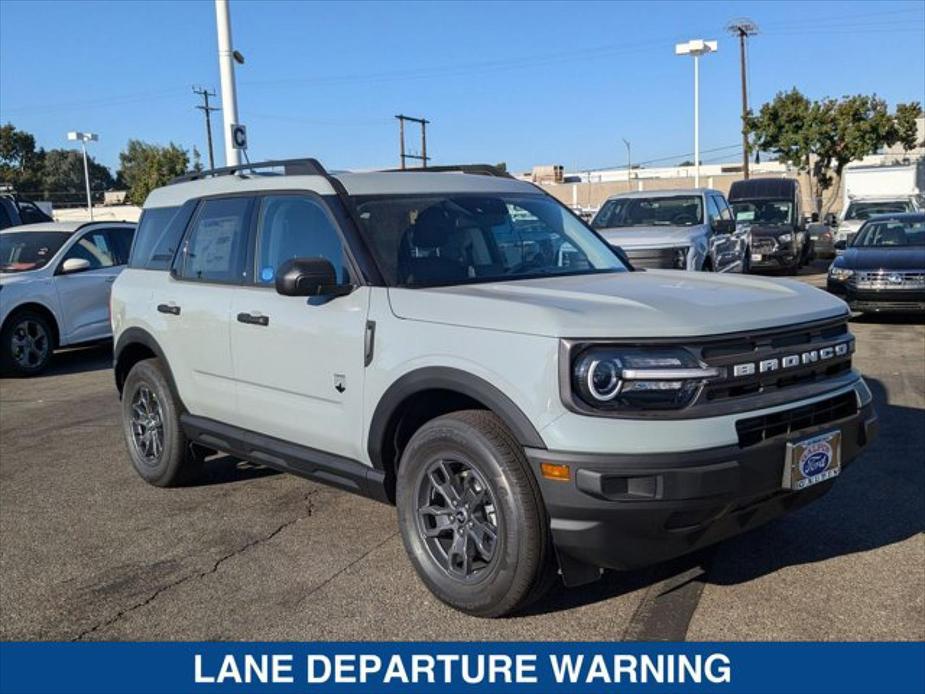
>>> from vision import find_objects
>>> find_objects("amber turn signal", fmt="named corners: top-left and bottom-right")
top-left (540, 462), bottom-right (570, 481)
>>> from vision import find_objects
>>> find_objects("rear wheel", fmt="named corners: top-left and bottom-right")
top-left (701, 257), bottom-right (714, 272)
top-left (396, 410), bottom-right (554, 617)
top-left (121, 358), bottom-right (203, 487)
top-left (0, 310), bottom-right (54, 376)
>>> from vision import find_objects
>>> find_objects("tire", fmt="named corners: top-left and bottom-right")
top-left (701, 258), bottom-right (714, 272)
top-left (121, 358), bottom-right (203, 487)
top-left (396, 410), bottom-right (554, 617)
top-left (785, 261), bottom-right (800, 276)
top-left (0, 309), bottom-right (55, 376)
top-left (742, 247), bottom-right (751, 274)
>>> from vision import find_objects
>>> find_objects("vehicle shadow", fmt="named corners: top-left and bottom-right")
top-left (43, 342), bottom-right (114, 377)
top-left (850, 312), bottom-right (925, 326)
top-left (195, 454), bottom-right (282, 486)
top-left (522, 376), bottom-right (923, 615)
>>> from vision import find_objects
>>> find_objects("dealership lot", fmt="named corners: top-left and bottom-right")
top-left (0, 264), bottom-right (922, 642)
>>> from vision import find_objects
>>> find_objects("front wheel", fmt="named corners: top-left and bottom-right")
top-left (396, 410), bottom-right (554, 617)
top-left (121, 358), bottom-right (204, 487)
top-left (0, 310), bottom-right (54, 376)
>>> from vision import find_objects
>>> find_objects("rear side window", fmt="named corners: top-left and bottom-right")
top-left (129, 206), bottom-right (185, 270)
top-left (177, 197), bottom-right (252, 283)
top-left (105, 226), bottom-right (136, 265)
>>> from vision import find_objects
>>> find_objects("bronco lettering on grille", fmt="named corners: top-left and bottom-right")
top-left (731, 341), bottom-right (851, 378)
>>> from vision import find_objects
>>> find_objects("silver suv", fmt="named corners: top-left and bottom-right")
top-left (590, 189), bottom-right (749, 272)
top-left (112, 159), bottom-right (876, 617)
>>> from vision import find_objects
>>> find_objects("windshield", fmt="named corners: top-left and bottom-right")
top-left (852, 219), bottom-right (925, 247)
top-left (591, 195), bottom-right (703, 229)
top-left (844, 201), bottom-right (912, 221)
top-left (353, 193), bottom-right (626, 287)
top-left (0, 231), bottom-right (69, 273)
top-left (731, 199), bottom-right (793, 225)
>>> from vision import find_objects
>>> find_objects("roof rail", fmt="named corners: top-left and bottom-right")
top-left (168, 158), bottom-right (328, 185)
top-left (383, 164), bottom-right (513, 179)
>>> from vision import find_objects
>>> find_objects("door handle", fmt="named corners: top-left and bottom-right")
top-left (157, 303), bottom-right (181, 316)
top-left (237, 312), bottom-right (269, 327)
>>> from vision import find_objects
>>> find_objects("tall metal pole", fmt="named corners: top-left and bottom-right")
top-left (421, 120), bottom-right (428, 168)
top-left (398, 116), bottom-right (406, 169)
top-left (215, 0), bottom-right (240, 166)
top-left (193, 87), bottom-right (219, 170)
top-left (622, 138), bottom-right (631, 192)
top-left (693, 54), bottom-right (700, 188)
top-left (738, 32), bottom-right (750, 179)
top-left (80, 141), bottom-right (92, 221)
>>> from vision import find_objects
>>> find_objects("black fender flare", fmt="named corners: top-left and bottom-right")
top-left (367, 366), bottom-right (547, 471)
top-left (113, 327), bottom-right (183, 405)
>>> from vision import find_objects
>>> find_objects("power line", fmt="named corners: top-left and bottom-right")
top-left (395, 114), bottom-right (430, 169)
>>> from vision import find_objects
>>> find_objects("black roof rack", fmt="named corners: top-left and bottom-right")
top-left (383, 164), bottom-right (513, 179)
top-left (168, 158), bottom-right (329, 185)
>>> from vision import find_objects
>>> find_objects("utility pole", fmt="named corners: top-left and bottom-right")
top-left (622, 138), bottom-right (631, 192)
top-left (395, 114), bottom-right (430, 169)
top-left (193, 86), bottom-right (220, 169)
top-left (726, 19), bottom-right (758, 179)
top-left (215, 0), bottom-right (242, 166)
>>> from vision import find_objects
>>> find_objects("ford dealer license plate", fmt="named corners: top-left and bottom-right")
top-left (783, 430), bottom-right (842, 491)
top-left (751, 253), bottom-right (763, 262)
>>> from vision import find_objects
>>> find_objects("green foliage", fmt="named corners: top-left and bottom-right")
top-left (0, 123), bottom-right (45, 192)
top-left (747, 89), bottom-right (923, 208)
top-left (117, 140), bottom-right (190, 206)
top-left (41, 148), bottom-right (114, 200)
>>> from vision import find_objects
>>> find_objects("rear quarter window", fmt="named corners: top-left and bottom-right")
top-left (128, 204), bottom-right (194, 270)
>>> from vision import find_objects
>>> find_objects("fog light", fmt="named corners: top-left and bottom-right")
top-left (540, 462), bottom-right (570, 481)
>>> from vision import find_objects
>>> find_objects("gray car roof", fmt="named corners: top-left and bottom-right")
top-left (144, 170), bottom-right (539, 208)
top-left (603, 188), bottom-right (719, 201)
top-left (0, 221), bottom-right (135, 234)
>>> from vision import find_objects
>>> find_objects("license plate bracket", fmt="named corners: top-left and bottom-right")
top-left (783, 430), bottom-right (842, 491)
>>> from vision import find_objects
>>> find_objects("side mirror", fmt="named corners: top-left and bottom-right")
top-left (275, 257), bottom-right (352, 297)
top-left (834, 240), bottom-right (847, 251)
top-left (60, 257), bottom-right (91, 274)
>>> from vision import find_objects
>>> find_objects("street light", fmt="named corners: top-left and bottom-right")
top-left (675, 39), bottom-right (717, 188)
top-left (622, 138), bottom-right (631, 191)
top-left (67, 131), bottom-right (98, 220)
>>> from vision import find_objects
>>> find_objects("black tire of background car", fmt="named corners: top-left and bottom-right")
top-left (742, 247), bottom-right (751, 274)
top-left (396, 410), bottom-right (556, 618)
top-left (702, 257), bottom-right (714, 272)
top-left (121, 358), bottom-right (204, 487)
top-left (0, 309), bottom-right (54, 377)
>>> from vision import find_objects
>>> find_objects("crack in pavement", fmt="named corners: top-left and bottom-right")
top-left (71, 495), bottom-right (315, 641)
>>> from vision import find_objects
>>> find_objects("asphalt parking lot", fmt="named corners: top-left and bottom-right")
top-left (1, 263), bottom-right (923, 642)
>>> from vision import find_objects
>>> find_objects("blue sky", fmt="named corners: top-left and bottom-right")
top-left (1, 0), bottom-right (923, 175)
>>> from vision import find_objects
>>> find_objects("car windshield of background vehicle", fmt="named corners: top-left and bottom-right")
top-left (844, 200), bottom-right (913, 220)
top-left (852, 219), bottom-right (925, 247)
top-left (732, 199), bottom-right (794, 225)
top-left (354, 193), bottom-right (626, 287)
top-left (0, 231), bottom-right (69, 273)
top-left (591, 195), bottom-right (703, 228)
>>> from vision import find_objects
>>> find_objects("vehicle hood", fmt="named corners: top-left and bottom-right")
top-left (387, 271), bottom-right (848, 339)
top-left (838, 247), bottom-right (925, 270)
top-left (836, 220), bottom-right (864, 234)
top-left (594, 225), bottom-right (703, 249)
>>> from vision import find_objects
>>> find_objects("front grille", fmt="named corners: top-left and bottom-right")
top-left (735, 391), bottom-right (858, 448)
top-left (697, 318), bottom-right (854, 404)
top-left (753, 238), bottom-right (778, 253)
top-left (622, 246), bottom-right (685, 270)
top-left (854, 270), bottom-right (925, 290)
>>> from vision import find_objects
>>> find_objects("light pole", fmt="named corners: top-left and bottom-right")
top-left (215, 0), bottom-right (243, 166)
top-left (67, 131), bottom-right (98, 220)
top-left (622, 138), bottom-right (631, 191)
top-left (674, 39), bottom-right (717, 188)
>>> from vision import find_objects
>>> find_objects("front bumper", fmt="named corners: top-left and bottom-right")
top-left (750, 244), bottom-right (798, 270)
top-left (827, 283), bottom-right (925, 313)
top-left (527, 401), bottom-right (877, 573)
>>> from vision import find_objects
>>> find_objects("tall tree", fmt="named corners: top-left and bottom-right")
top-left (0, 123), bottom-right (45, 192)
top-left (40, 149), bottom-right (114, 204)
top-left (748, 89), bottom-right (923, 211)
top-left (117, 140), bottom-right (190, 206)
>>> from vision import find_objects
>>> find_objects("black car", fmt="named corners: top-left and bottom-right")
top-left (827, 212), bottom-right (925, 314)
top-left (729, 178), bottom-right (813, 274)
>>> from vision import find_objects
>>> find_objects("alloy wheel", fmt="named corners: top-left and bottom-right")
top-left (10, 319), bottom-right (49, 369)
top-left (416, 458), bottom-right (500, 582)
top-left (130, 385), bottom-right (165, 464)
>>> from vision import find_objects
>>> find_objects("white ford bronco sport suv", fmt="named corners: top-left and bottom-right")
top-left (112, 159), bottom-right (877, 617)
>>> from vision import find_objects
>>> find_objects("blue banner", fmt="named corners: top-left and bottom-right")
top-left (1, 642), bottom-right (923, 694)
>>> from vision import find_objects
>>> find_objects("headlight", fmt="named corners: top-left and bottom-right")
top-left (829, 266), bottom-right (854, 282)
top-left (673, 247), bottom-right (688, 269)
top-left (778, 233), bottom-right (793, 242)
top-left (572, 347), bottom-right (720, 411)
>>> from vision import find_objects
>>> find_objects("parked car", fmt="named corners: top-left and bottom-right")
top-left (0, 193), bottom-right (54, 230)
top-left (0, 221), bottom-right (136, 375)
top-left (831, 197), bottom-right (923, 250)
top-left (728, 178), bottom-right (812, 274)
top-left (827, 212), bottom-right (925, 314)
top-left (808, 221), bottom-right (836, 260)
top-left (589, 189), bottom-right (748, 272)
top-left (112, 158), bottom-right (875, 617)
